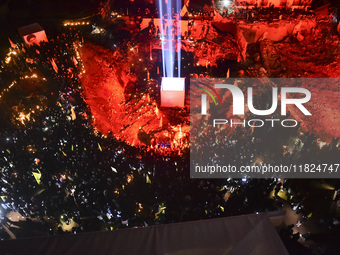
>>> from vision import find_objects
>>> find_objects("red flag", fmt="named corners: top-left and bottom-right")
top-left (50, 59), bottom-right (58, 73)
top-left (8, 38), bottom-right (16, 48)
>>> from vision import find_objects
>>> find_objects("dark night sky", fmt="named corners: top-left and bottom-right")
top-left (1, 0), bottom-right (99, 20)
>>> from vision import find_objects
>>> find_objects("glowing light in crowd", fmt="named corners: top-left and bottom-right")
top-left (63, 21), bottom-right (90, 26)
top-left (17, 112), bottom-right (31, 124)
top-left (223, 0), bottom-right (232, 7)
top-left (158, 0), bottom-right (182, 77)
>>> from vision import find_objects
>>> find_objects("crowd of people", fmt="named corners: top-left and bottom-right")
top-left (0, 21), bottom-right (282, 239)
top-left (0, 25), bottom-right (250, 238)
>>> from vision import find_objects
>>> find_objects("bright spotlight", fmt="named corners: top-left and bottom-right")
top-left (223, 0), bottom-right (232, 7)
top-left (160, 77), bottom-right (185, 107)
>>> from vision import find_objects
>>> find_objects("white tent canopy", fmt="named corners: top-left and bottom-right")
top-left (0, 213), bottom-right (289, 255)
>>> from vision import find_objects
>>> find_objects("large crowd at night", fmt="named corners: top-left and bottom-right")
top-left (0, 0), bottom-right (339, 254)
top-left (0, 27), bottom-right (280, 235)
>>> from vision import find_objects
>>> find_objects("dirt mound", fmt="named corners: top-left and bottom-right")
top-left (81, 43), bottom-right (189, 147)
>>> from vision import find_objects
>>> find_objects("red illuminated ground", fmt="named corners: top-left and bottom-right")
top-left (287, 82), bottom-right (340, 142)
top-left (271, 25), bottom-right (340, 141)
top-left (81, 43), bottom-right (189, 148)
top-left (81, 20), bottom-right (339, 145)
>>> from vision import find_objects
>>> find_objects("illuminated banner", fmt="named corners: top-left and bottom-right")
top-left (140, 18), bottom-right (188, 36)
top-left (18, 23), bottom-right (48, 46)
